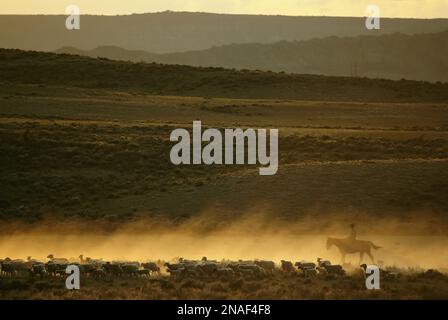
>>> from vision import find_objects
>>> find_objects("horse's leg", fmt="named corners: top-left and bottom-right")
top-left (367, 250), bottom-right (375, 264)
top-left (359, 252), bottom-right (364, 265)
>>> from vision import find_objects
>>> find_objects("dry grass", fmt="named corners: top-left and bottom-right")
top-left (2, 49), bottom-right (448, 102)
top-left (1, 270), bottom-right (447, 300)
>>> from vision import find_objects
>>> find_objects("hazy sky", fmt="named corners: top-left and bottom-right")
top-left (1, 0), bottom-right (447, 18)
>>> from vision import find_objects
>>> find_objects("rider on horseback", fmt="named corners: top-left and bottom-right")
top-left (327, 223), bottom-right (381, 264)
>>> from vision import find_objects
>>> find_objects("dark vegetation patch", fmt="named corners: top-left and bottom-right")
top-left (1, 271), bottom-right (448, 299)
top-left (1, 119), bottom-right (447, 222)
top-left (1, 49), bottom-right (448, 102)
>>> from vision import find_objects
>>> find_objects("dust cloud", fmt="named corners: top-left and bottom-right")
top-left (0, 209), bottom-right (447, 270)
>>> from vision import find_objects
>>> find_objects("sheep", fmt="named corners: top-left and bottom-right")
top-left (47, 254), bottom-right (69, 264)
top-left (316, 259), bottom-right (345, 276)
top-left (197, 262), bottom-right (219, 277)
top-left (280, 260), bottom-right (295, 273)
top-left (5, 259), bottom-right (31, 276)
top-left (29, 263), bottom-right (46, 278)
top-left (141, 262), bottom-right (161, 275)
top-left (237, 264), bottom-right (265, 279)
top-left (295, 261), bottom-right (318, 277)
top-left (254, 260), bottom-right (276, 273)
top-left (184, 268), bottom-right (199, 278)
top-left (181, 262), bottom-right (203, 276)
top-left (0, 258), bottom-right (17, 276)
top-left (237, 268), bottom-right (254, 277)
top-left (164, 262), bottom-right (183, 271)
top-left (77, 254), bottom-right (105, 277)
top-left (216, 267), bottom-right (235, 279)
top-left (164, 262), bottom-right (187, 279)
top-left (226, 262), bottom-right (251, 279)
top-left (164, 261), bottom-right (211, 279)
top-left (201, 256), bottom-right (218, 263)
top-left (360, 264), bottom-right (398, 280)
top-left (225, 262), bottom-right (240, 271)
top-left (78, 263), bottom-right (99, 276)
top-left (80, 255), bottom-right (104, 266)
top-left (45, 260), bottom-right (68, 277)
top-left (44, 263), bottom-right (59, 277)
top-left (104, 262), bottom-right (123, 277)
top-left (26, 257), bottom-right (46, 277)
top-left (120, 263), bottom-right (140, 277)
top-left (317, 258), bottom-right (332, 268)
top-left (166, 268), bottom-right (184, 279)
top-left (321, 264), bottom-right (345, 276)
top-left (15, 262), bottom-right (31, 275)
top-left (295, 261), bottom-right (316, 269)
top-left (178, 257), bottom-right (199, 264)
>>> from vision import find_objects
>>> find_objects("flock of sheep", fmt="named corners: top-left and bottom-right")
top-left (0, 255), bottom-right (349, 280)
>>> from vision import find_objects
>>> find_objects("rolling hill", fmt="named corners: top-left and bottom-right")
top-left (1, 48), bottom-right (448, 103)
top-left (55, 31), bottom-right (448, 83)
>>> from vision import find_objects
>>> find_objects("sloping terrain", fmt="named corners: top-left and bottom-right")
top-left (56, 31), bottom-right (448, 82)
top-left (0, 49), bottom-right (447, 234)
top-left (1, 84), bottom-right (447, 229)
top-left (1, 49), bottom-right (448, 102)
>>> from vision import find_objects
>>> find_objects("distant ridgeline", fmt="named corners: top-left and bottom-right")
top-left (1, 12), bottom-right (447, 82)
top-left (1, 48), bottom-right (448, 103)
top-left (1, 12), bottom-right (448, 53)
top-left (54, 31), bottom-right (448, 83)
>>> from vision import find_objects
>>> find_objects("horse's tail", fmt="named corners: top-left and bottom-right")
top-left (369, 241), bottom-right (382, 250)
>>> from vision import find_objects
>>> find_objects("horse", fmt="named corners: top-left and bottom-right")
top-left (326, 237), bottom-right (382, 264)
